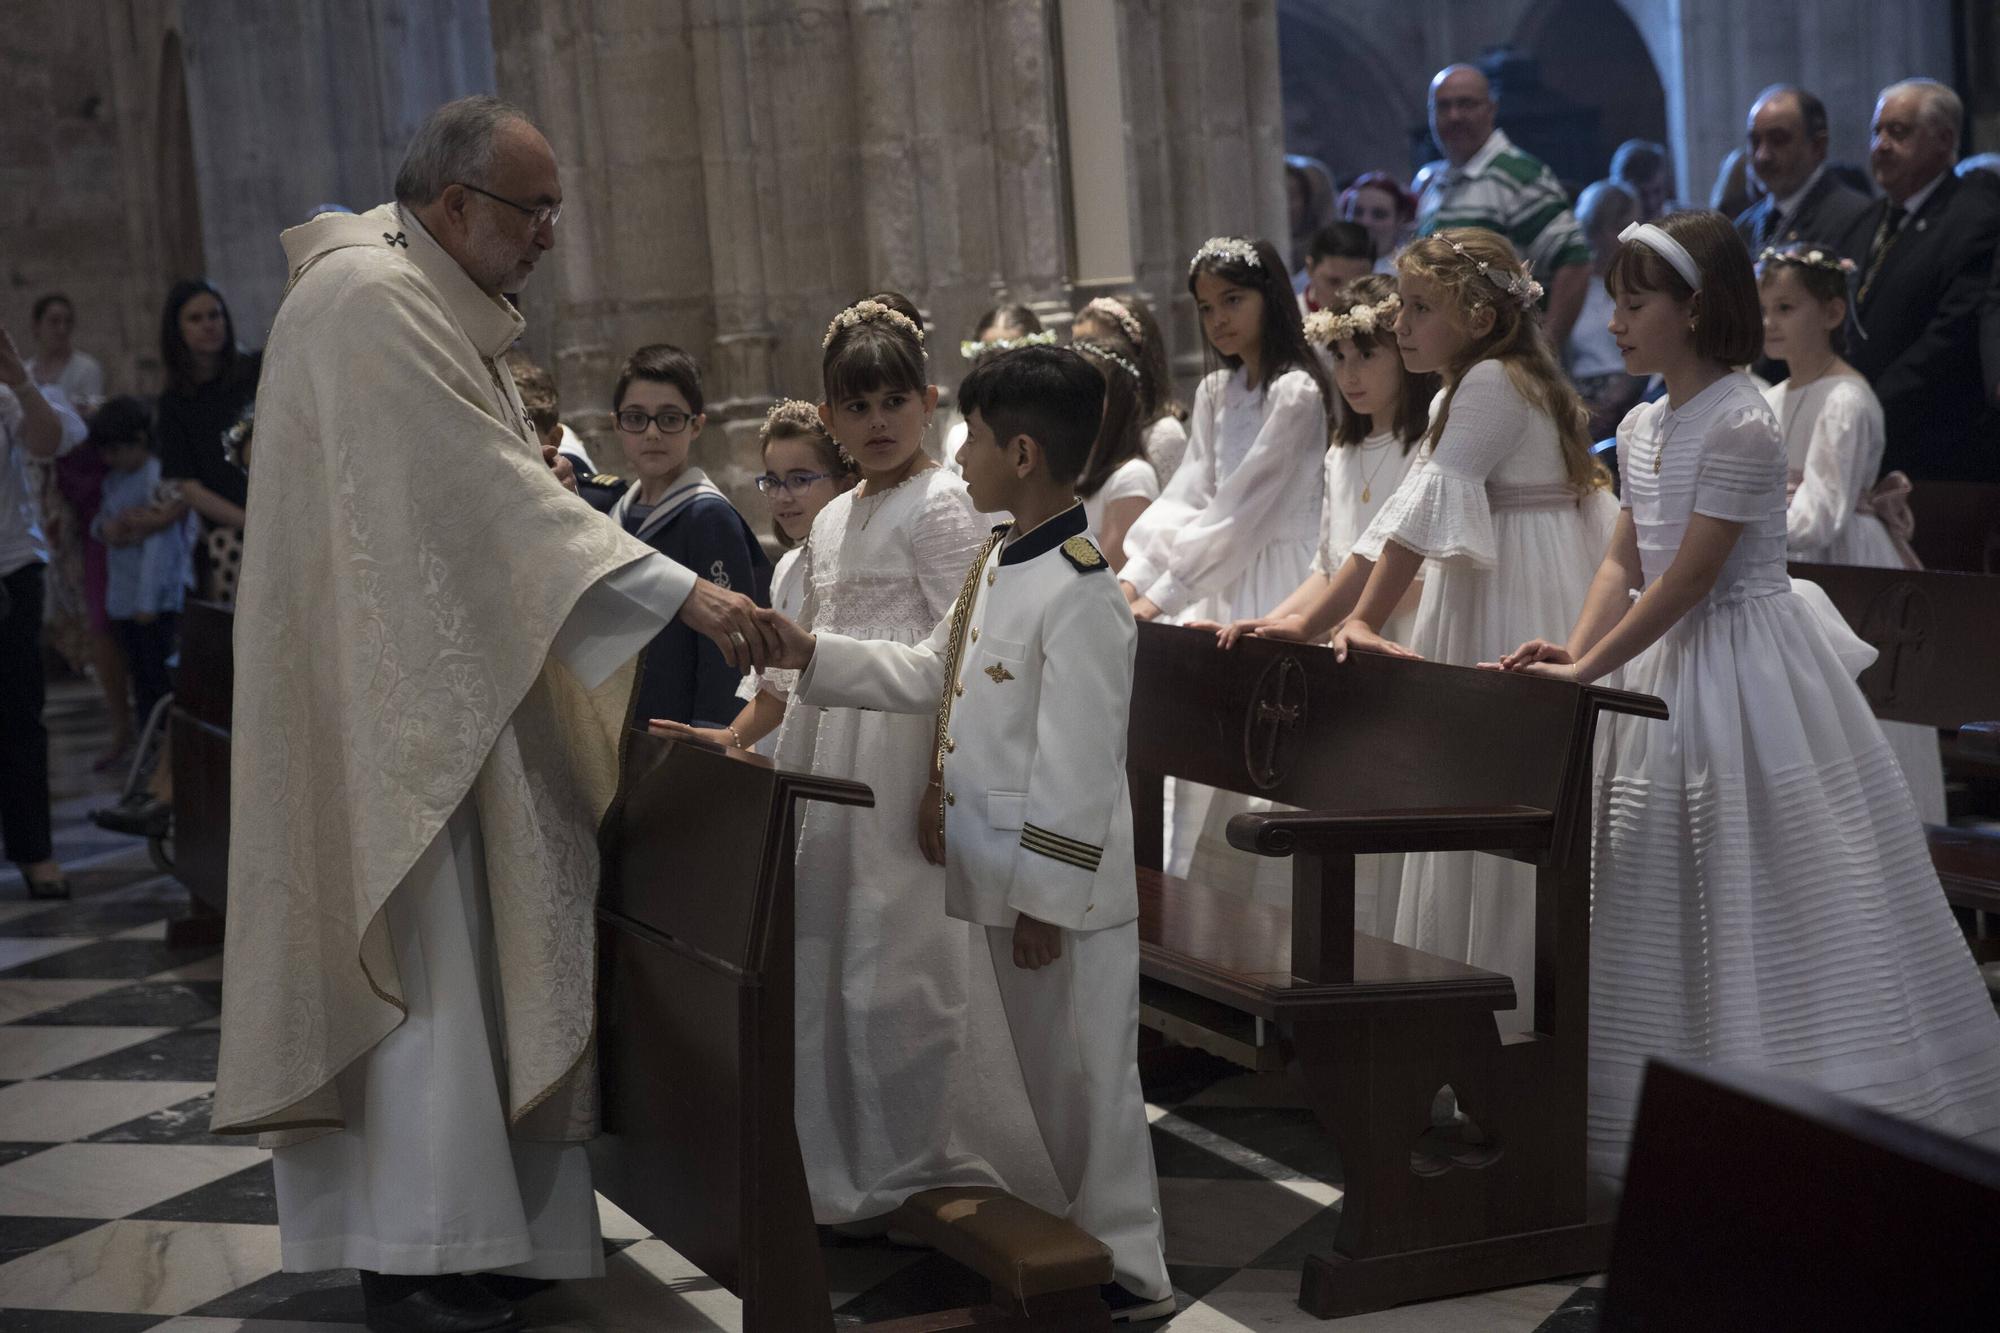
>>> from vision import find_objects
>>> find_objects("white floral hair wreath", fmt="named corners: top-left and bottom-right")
top-left (1756, 245), bottom-right (1858, 277)
top-left (823, 299), bottom-right (926, 350)
top-left (958, 330), bottom-right (1058, 361)
top-left (1189, 237), bottom-right (1263, 275)
top-left (1080, 296), bottom-right (1145, 344)
top-left (762, 397), bottom-right (825, 432)
top-left (1441, 234), bottom-right (1544, 309)
top-left (1303, 293), bottom-right (1402, 346)
top-left (1074, 339), bottom-right (1141, 382)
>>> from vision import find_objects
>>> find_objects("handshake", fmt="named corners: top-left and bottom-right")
top-left (674, 576), bottom-right (816, 673)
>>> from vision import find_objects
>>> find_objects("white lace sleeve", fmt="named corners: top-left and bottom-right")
top-left (1144, 414), bottom-right (1189, 486)
top-left (910, 475), bottom-right (991, 622)
top-left (1352, 359), bottom-right (1524, 568)
top-left (1786, 381), bottom-right (1882, 552)
top-left (1120, 373), bottom-right (1221, 591)
top-left (1141, 370), bottom-right (1328, 616)
top-left (1694, 401), bottom-right (1785, 524)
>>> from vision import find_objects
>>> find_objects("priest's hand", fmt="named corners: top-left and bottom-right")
top-left (678, 579), bottom-right (779, 671)
top-left (1011, 913), bottom-right (1063, 970)
top-left (756, 609), bottom-right (817, 670)
top-left (543, 444), bottom-right (579, 494)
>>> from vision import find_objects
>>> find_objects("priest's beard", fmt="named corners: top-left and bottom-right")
top-left (465, 214), bottom-right (539, 296)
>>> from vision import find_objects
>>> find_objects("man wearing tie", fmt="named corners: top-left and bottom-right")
top-left (1849, 78), bottom-right (2000, 482)
top-left (1733, 85), bottom-right (1873, 261)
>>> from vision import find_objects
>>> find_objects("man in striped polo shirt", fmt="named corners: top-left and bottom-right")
top-left (1416, 63), bottom-right (1591, 351)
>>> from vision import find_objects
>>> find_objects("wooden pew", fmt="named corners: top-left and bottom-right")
top-left (1129, 623), bottom-right (1667, 1318)
top-left (167, 599), bottom-right (233, 944)
top-left (1789, 562), bottom-right (2000, 963)
top-left (1600, 1058), bottom-right (2000, 1330)
top-left (1908, 480), bottom-right (2000, 574)
top-left (591, 730), bottom-right (1115, 1331)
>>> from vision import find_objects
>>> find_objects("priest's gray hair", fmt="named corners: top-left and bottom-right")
top-left (1880, 78), bottom-right (1962, 148)
top-left (394, 95), bottom-right (535, 207)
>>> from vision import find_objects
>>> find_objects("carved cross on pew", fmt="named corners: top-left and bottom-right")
top-left (1859, 581), bottom-right (1933, 709)
top-left (1244, 655), bottom-right (1308, 789)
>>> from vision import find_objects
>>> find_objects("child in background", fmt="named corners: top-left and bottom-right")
top-left (1071, 333), bottom-right (1159, 570)
top-left (1073, 295), bottom-right (1187, 485)
top-left (1758, 242), bottom-right (1945, 823)
top-left (1297, 220), bottom-right (1378, 314)
top-left (655, 399), bottom-right (855, 758)
top-left (1494, 210), bottom-right (2000, 1180)
top-left (607, 344), bottom-right (771, 729)
top-left (88, 397), bottom-right (195, 733)
top-left (944, 303), bottom-right (1052, 472)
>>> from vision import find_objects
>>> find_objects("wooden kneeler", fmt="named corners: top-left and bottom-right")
top-left (591, 731), bottom-right (1111, 1330)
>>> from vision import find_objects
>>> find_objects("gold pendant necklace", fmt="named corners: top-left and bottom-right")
top-left (1359, 436), bottom-right (1396, 503)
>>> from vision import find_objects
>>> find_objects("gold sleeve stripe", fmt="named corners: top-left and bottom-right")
top-left (1021, 822), bottom-right (1103, 872)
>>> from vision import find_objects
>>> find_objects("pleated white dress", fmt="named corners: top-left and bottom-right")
top-left (1589, 374), bottom-right (2000, 1182)
top-left (1119, 366), bottom-right (1328, 873)
top-left (1769, 374), bottom-right (1946, 824)
top-left (773, 469), bottom-right (1058, 1223)
top-left (1187, 428), bottom-right (1425, 920)
top-left (1353, 359), bottom-right (1618, 1034)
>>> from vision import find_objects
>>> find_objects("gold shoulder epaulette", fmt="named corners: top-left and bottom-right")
top-left (1060, 535), bottom-right (1106, 572)
top-left (590, 474), bottom-right (629, 489)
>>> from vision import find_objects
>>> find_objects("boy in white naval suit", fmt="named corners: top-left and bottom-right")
top-left (766, 346), bottom-right (1174, 1321)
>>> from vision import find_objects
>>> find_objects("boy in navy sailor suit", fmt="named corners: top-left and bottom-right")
top-left (765, 346), bottom-right (1174, 1321)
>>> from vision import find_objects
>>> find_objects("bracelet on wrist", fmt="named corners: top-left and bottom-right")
top-left (727, 726), bottom-right (744, 749)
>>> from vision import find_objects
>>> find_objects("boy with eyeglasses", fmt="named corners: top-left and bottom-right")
top-left (604, 343), bottom-right (772, 728)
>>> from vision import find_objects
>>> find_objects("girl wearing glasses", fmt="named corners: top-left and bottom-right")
top-left (655, 399), bottom-right (856, 757)
top-left (606, 343), bottom-right (771, 730)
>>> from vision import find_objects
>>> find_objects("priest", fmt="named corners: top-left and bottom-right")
top-left (211, 96), bottom-right (776, 1333)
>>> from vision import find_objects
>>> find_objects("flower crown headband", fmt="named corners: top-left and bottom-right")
top-left (1080, 296), bottom-right (1145, 345)
top-left (762, 398), bottom-right (827, 433)
top-left (823, 299), bottom-right (925, 350)
top-left (1440, 235), bottom-right (1544, 308)
top-left (1757, 245), bottom-right (1858, 277)
top-left (959, 330), bottom-right (1057, 361)
top-left (1304, 293), bottom-right (1401, 346)
top-left (1074, 339), bottom-right (1141, 382)
top-left (1189, 237), bottom-right (1262, 274)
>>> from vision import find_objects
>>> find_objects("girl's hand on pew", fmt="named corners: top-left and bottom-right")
top-left (1129, 596), bottom-right (1163, 622)
top-left (1246, 614), bottom-right (1312, 646)
top-left (1485, 639), bottom-right (1575, 672)
top-left (648, 719), bottom-right (737, 748)
top-left (1330, 618), bottom-right (1422, 664)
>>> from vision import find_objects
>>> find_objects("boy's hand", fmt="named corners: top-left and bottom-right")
top-left (1012, 913), bottom-right (1063, 970)
top-left (918, 777), bottom-right (947, 866)
top-left (756, 609), bottom-right (817, 669)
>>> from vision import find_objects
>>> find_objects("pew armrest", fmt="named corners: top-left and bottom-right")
top-left (1226, 804), bottom-right (1553, 858)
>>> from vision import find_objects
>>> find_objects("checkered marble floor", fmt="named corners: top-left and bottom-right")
top-left (0, 681), bottom-right (1605, 1330)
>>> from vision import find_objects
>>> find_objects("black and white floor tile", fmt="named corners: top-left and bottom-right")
top-left (0, 682), bottom-right (1603, 1330)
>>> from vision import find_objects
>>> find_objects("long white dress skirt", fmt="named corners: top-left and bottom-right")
top-left (272, 799), bottom-right (603, 1278)
top-left (1391, 494), bottom-right (1619, 1036)
top-left (1588, 586), bottom-right (2000, 1183)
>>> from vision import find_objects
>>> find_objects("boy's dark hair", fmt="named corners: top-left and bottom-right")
top-left (88, 396), bottom-right (153, 450)
top-left (614, 343), bottom-right (704, 414)
top-left (956, 346), bottom-right (1104, 487)
top-left (823, 290), bottom-right (929, 405)
top-left (32, 293), bottom-right (72, 325)
top-left (1307, 221), bottom-right (1377, 266)
top-left (1606, 209), bottom-right (1763, 367)
top-left (506, 352), bottom-right (560, 435)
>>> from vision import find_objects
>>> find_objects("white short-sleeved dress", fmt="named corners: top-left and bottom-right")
top-left (1769, 373), bottom-right (1946, 824)
top-left (1590, 374), bottom-right (2000, 1181)
top-left (1082, 455), bottom-right (1161, 552)
top-left (1186, 428), bottom-right (1426, 920)
top-left (1352, 359), bottom-right (1618, 1034)
top-left (774, 468), bottom-right (1057, 1222)
top-left (1119, 366), bottom-right (1329, 871)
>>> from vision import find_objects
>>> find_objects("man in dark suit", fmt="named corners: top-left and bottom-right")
top-left (1735, 85), bottom-right (1875, 261)
top-left (1850, 79), bottom-right (2000, 482)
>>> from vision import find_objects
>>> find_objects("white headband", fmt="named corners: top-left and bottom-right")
top-left (1619, 222), bottom-right (1702, 292)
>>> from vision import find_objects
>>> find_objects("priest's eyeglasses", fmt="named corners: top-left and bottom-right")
top-left (755, 469), bottom-right (838, 496)
top-left (458, 182), bottom-right (563, 230)
top-left (616, 408), bottom-right (696, 435)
